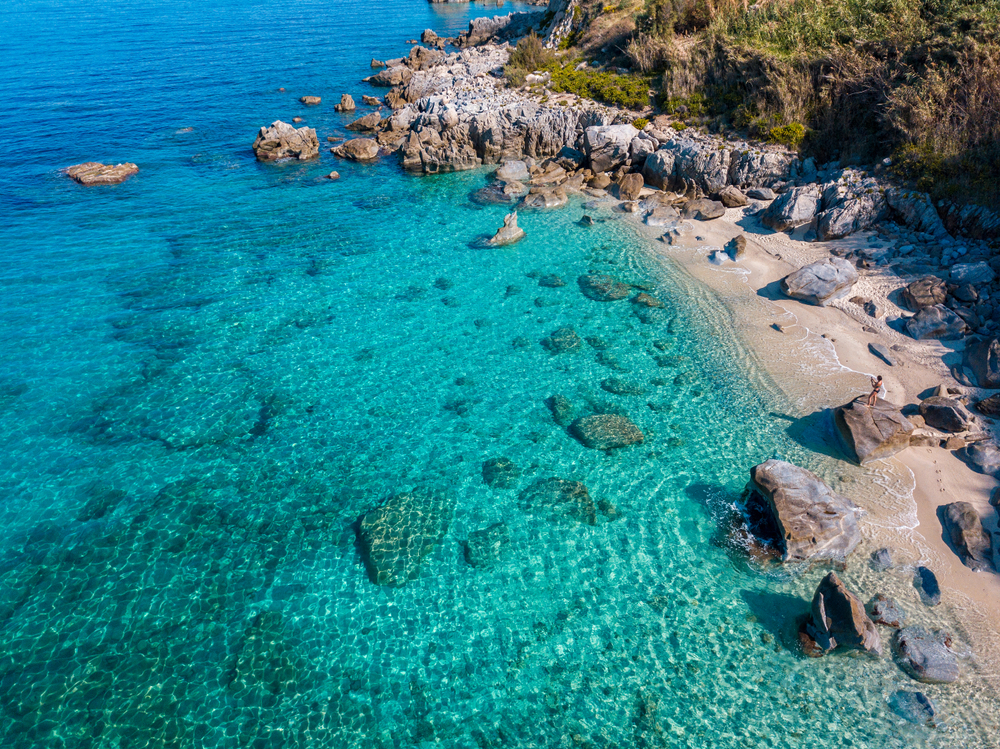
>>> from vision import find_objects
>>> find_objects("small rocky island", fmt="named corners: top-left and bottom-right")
top-left (65, 162), bottom-right (139, 185)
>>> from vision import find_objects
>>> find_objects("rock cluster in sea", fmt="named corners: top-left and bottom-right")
top-left (252, 120), bottom-right (320, 161)
top-left (65, 162), bottom-right (139, 185)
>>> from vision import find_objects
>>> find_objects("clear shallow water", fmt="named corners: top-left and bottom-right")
top-left (2, 1), bottom-right (999, 747)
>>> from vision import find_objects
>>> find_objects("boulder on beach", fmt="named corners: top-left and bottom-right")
top-left (357, 488), bottom-right (453, 586)
top-left (964, 336), bottom-right (1000, 388)
top-left (742, 459), bottom-right (862, 563)
top-left (951, 261), bottom-right (995, 286)
top-left (682, 198), bottom-right (726, 221)
top-left (761, 185), bottom-right (820, 231)
top-left (583, 124), bottom-right (638, 173)
top-left (334, 94), bottom-right (355, 112)
top-left (252, 120), bottom-right (320, 161)
top-left (717, 185), bottom-right (748, 207)
top-left (919, 396), bottom-right (974, 433)
top-left (488, 212), bottom-right (526, 246)
top-left (781, 257), bottom-right (858, 306)
top-left (299, 95), bottom-right (321, 105)
top-left (518, 478), bottom-right (599, 525)
top-left (801, 572), bottom-right (882, 656)
top-left (331, 138), bottom-right (380, 161)
top-left (65, 162), bottom-right (139, 186)
top-left (902, 276), bottom-right (947, 311)
top-left (578, 274), bottom-right (631, 301)
top-left (959, 441), bottom-right (1000, 476)
top-left (618, 172), bottom-right (644, 201)
top-left (570, 414), bottom-right (643, 450)
top-left (835, 396), bottom-right (914, 465)
top-left (746, 187), bottom-right (775, 200)
top-left (905, 304), bottom-right (968, 340)
top-left (893, 627), bottom-right (959, 684)
top-left (941, 501), bottom-right (993, 571)
top-left (645, 205), bottom-right (680, 227)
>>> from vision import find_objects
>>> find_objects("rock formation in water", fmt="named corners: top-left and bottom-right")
top-left (570, 414), bottom-right (644, 450)
top-left (488, 211), bottom-right (526, 245)
top-left (252, 121), bottom-right (320, 161)
top-left (65, 162), bottom-right (139, 185)
top-left (893, 627), bottom-right (960, 683)
top-left (331, 138), bottom-right (380, 161)
top-left (800, 572), bottom-right (882, 657)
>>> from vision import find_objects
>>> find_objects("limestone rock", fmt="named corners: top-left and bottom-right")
top-left (482, 457), bottom-right (520, 489)
top-left (584, 125), bottom-right (638, 173)
top-left (761, 185), bottom-right (820, 231)
top-left (332, 138), bottom-right (380, 161)
top-left (542, 326), bottom-right (582, 354)
top-left (885, 189), bottom-right (951, 240)
top-left (488, 211), bottom-right (526, 246)
top-left (65, 162), bottom-right (139, 186)
top-left (334, 94), bottom-right (356, 112)
top-left (346, 112), bottom-right (382, 132)
top-left (463, 522), bottom-right (509, 568)
top-left (905, 305), bottom-right (968, 340)
top-left (919, 396), bottom-right (974, 433)
top-left (496, 160), bottom-right (529, 182)
top-left (781, 257), bottom-right (857, 306)
top-left (578, 274), bottom-right (630, 301)
top-left (619, 172), bottom-right (644, 201)
top-left (835, 396), bottom-right (914, 465)
top-left (742, 459), bottom-right (862, 563)
top-left (357, 488), bottom-right (453, 586)
top-left (252, 121), bottom-right (320, 161)
top-left (868, 594), bottom-right (906, 628)
top-left (941, 501), bottom-right (993, 571)
top-left (893, 627), bottom-right (959, 684)
top-left (964, 336), bottom-right (1000, 388)
top-left (902, 276), bottom-right (947, 311)
top-left (645, 205), bottom-right (680, 226)
top-left (365, 66), bottom-right (413, 87)
top-left (518, 478), bottom-right (598, 524)
top-left (570, 415), bottom-right (643, 450)
top-left (682, 198), bottom-right (726, 221)
top-left (802, 572), bottom-right (882, 656)
top-left (299, 95), bottom-right (321, 105)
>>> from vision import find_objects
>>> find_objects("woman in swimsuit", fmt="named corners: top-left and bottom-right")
top-left (867, 375), bottom-right (883, 407)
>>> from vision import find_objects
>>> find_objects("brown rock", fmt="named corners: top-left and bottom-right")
top-left (327, 171), bottom-right (340, 180)
top-left (65, 162), bottom-right (139, 186)
top-left (619, 173), bottom-right (644, 201)
top-left (717, 185), bottom-right (748, 207)
top-left (299, 95), bottom-right (321, 105)
top-left (346, 112), bottom-right (382, 132)
top-left (588, 173), bottom-right (612, 190)
top-left (902, 276), bottom-right (947, 311)
top-left (332, 138), bottom-right (380, 162)
top-left (333, 94), bottom-right (356, 112)
top-left (292, 116), bottom-right (303, 123)
top-left (835, 396), bottom-right (914, 464)
top-left (362, 95), bottom-right (381, 106)
top-left (802, 572), bottom-right (882, 656)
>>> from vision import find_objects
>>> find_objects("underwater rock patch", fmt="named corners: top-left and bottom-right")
top-left (542, 326), bottom-right (582, 354)
top-left (357, 488), bottom-right (453, 586)
top-left (482, 457), bottom-right (520, 489)
top-left (578, 274), bottom-right (631, 301)
top-left (518, 478), bottom-right (599, 525)
top-left (463, 522), bottom-right (509, 568)
top-left (570, 414), bottom-right (643, 450)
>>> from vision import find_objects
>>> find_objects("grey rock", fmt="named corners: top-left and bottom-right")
top-left (717, 185), bottom-right (747, 207)
top-left (919, 396), bottom-right (974, 433)
top-left (916, 566), bottom-right (941, 606)
top-left (365, 66), bottom-right (413, 87)
top-left (745, 187), bottom-right (776, 200)
top-left (893, 627), bottom-right (959, 684)
top-left (742, 459), bottom-right (862, 563)
top-left (728, 149), bottom-right (792, 188)
top-left (951, 261), bottom-right (995, 286)
top-left (583, 125), bottom-right (638, 173)
top-left (463, 522), bottom-right (509, 568)
top-left (802, 572), bottom-right (882, 656)
top-left (816, 192), bottom-right (886, 240)
top-left (889, 691), bottom-right (938, 727)
top-left (902, 276), bottom-right (947, 311)
top-left (868, 594), bottom-right (906, 628)
top-left (488, 211), bottom-right (526, 246)
top-left (871, 547), bottom-right (893, 571)
top-left (495, 160), bottom-right (529, 181)
top-left (542, 326), bottom-right (582, 354)
top-left (519, 187), bottom-right (567, 209)
top-left (941, 501), bottom-right (993, 571)
top-left (869, 342), bottom-right (896, 367)
top-left (761, 185), bottom-right (820, 231)
top-left (546, 394), bottom-right (575, 426)
top-left (252, 120), bottom-right (320, 161)
top-left (682, 198), bottom-right (726, 221)
top-left (885, 189), bottom-right (951, 240)
top-left (976, 393), bottom-right (1000, 416)
top-left (835, 396), bottom-right (914, 465)
top-left (905, 305), bottom-right (968, 340)
top-left (781, 257), bottom-right (858, 306)
top-left (570, 414), bottom-right (643, 450)
top-left (578, 274), bottom-right (630, 301)
top-left (961, 441), bottom-right (1000, 476)
top-left (482, 457), bottom-right (520, 489)
top-left (645, 204), bottom-right (680, 226)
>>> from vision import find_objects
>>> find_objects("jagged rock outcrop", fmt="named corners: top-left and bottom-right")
top-left (886, 188), bottom-right (952, 240)
top-left (496, 160), bottom-right (530, 181)
top-left (835, 396), bottom-right (914, 465)
top-left (894, 627), bottom-right (960, 684)
top-left (332, 138), bottom-right (380, 161)
top-left (941, 501), bottom-right (993, 571)
top-left (401, 125), bottom-right (481, 173)
top-left (781, 257), bottom-right (857, 306)
top-left (65, 162), bottom-right (139, 185)
top-left (801, 572), bottom-right (882, 656)
top-left (570, 415), bottom-right (643, 450)
top-left (488, 211), bottom-right (526, 246)
top-left (761, 185), bottom-right (820, 231)
top-left (252, 121), bottom-right (319, 161)
top-left (584, 125), bottom-right (638, 173)
top-left (905, 304), bottom-right (968, 340)
top-left (742, 459), bottom-right (862, 563)
top-left (902, 276), bottom-right (947, 311)
top-left (939, 200), bottom-right (1000, 239)
top-left (357, 488), bottom-right (453, 586)
top-left (965, 336), bottom-right (1000, 388)
top-left (868, 594), bottom-right (906, 628)
top-left (919, 396), bottom-right (975, 433)
top-left (334, 94), bottom-right (355, 112)
top-left (815, 177), bottom-right (887, 240)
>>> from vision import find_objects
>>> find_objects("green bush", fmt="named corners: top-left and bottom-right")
top-left (633, 117), bottom-right (650, 129)
top-left (768, 123), bottom-right (806, 148)
top-left (544, 62), bottom-right (652, 110)
top-left (672, 121), bottom-right (687, 131)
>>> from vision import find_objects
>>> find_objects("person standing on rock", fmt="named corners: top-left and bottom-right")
top-left (867, 375), bottom-right (884, 407)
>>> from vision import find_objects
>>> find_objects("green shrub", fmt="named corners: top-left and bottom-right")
top-left (768, 123), bottom-right (806, 148)
top-left (633, 117), bottom-right (650, 129)
top-left (672, 121), bottom-right (687, 131)
top-left (543, 62), bottom-right (652, 110)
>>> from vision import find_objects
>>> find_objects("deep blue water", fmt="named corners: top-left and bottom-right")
top-left (1, 1), bottom-right (998, 747)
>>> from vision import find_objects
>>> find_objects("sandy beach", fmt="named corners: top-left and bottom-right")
top-left (633, 198), bottom-right (1000, 675)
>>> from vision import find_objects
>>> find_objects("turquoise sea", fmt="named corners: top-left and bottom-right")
top-left (1, 0), bottom-right (999, 746)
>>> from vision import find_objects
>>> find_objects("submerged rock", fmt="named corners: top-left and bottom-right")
top-left (463, 522), bottom-right (509, 568)
top-left (357, 488), bottom-right (453, 586)
top-left (889, 691), bottom-right (939, 727)
top-left (916, 566), bottom-right (942, 606)
top-left (578, 274), bottom-right (631, 301)
top-left (253, 120), bottom-right (320, 161)
top-left (941, 501), bottom-right (993, 571)
top-left (518, 477), bottom-right (597, 524)
top-left (868, 594), bottom-right (906, 628)
top-left (482, 457), bottom-right (520, 489)
top-left (546, 394), bottom-right (576, 426)
top-left (570, 414), bottom-right (643, 450)
top-left (742, 459), bottom-right (861, 563)
top-left (893, 627), bottom-right (959, 684)
top-left (781, 257), bottom-right (857, 306)
top-left (487, 211), bottom-right (526, 246)
top-left (801, 572), bottom-right (882, 656)
top-left (65, 161), bottom-right (139, 186)
top-left (834, 396), bottom-right (914, 465)
top-left (600, 378), bottom-right (646, 396)
top-left (542, 326), bottom-right (582, 354)
top-left (871, 547), bottom-right (893, 571)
